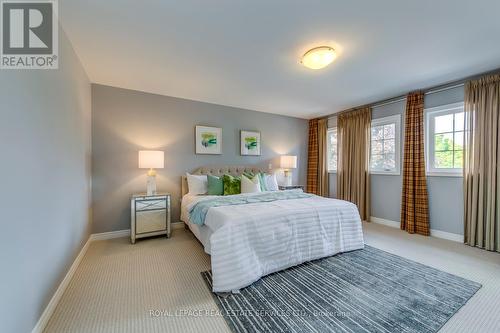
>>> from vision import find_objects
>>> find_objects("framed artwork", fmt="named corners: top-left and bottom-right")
top-left (195, 126), bottom-right (222, 154)
top-left (240, 130), bottom-right (261, 156)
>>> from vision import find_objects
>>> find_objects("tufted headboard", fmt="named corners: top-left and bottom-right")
top-left (181, 165), bottom-right (268, 197)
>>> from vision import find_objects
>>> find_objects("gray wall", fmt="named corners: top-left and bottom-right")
top-left (329, 86), bottom-right (464, 235)
top-left (92, 85), bottom-right (308, 233)
top-left (0, 29), bottom-right (91, 333)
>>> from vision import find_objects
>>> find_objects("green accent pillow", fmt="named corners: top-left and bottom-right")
top-left (207, 175), bottom-right (223, 195)
top-left (243, 171), bottom-right (254, 179)
top-left (222, 174), bottom-right (241, 195)
top-left (242, 172), bottom-right (268, 191)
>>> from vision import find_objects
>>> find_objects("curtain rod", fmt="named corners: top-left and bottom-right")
top-left (370, 83), bottom-right (465, 109)
top-left (324, 67), bottom-right (500, 120)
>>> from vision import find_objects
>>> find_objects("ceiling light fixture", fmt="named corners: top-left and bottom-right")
top-left (301, 46), bottom-right (336, 70)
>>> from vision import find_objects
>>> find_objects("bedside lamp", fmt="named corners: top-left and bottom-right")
top-left (138, 150), bottom-right (164, 196)
top-left (280, 155), bottom-right (297, 186)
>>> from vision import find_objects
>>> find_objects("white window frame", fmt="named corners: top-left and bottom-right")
top-left (327, 127), bottom-right (337, 173)
top-left (370, 114), bottom-right (401, 175)
top-left (425, 102), bottom-right (465, 177)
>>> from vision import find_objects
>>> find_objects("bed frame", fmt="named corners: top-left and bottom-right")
top-left (181, 165), bottom-right (268, 197)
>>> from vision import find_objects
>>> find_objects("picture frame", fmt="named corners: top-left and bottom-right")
top-left (195, 126), bottom-right (222, 154)
top-left (240, 130), bottom-right (261, 156)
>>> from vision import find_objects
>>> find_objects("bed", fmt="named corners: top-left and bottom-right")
top-left (180, 166), bottom-right (364, 293)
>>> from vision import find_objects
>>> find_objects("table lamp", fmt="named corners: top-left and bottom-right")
top-left (280, 155), bottom-right (297, 186)
top-left (138, 150), bottom-right (164, 195)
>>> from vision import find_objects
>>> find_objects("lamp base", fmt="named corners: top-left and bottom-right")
top-left (146, 175), bottom-right (157, 196)
top-left (283, 170), bottom-right (293, 186)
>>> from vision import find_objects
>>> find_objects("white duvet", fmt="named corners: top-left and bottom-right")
top-left (185, 192), bottom-right (364, 292)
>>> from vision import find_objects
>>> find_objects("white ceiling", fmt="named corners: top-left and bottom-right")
top-left (61, 0), bottom-right (500, 119)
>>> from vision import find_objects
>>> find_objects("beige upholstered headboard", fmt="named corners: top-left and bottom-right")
top-left (181, 165), bottom-right (267, 196)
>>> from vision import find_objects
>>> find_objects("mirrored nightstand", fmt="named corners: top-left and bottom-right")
top-left (131, 193), bottom-right (171, 244)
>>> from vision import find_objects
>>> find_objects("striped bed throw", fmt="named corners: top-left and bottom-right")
top-left (188, 190), bottom-right (312, 225)
top-left (189, 191), bottom-right (365, 292)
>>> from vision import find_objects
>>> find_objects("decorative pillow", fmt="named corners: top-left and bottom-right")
top-left (207, 175), bottom-right (223, 195)
top-left (242, 171), bottom-right (255, 179)
top-left (264, 173), bottom-right (279, 191)
top-left (186, 173), bottom-right (208, 195)
top-left (241, 174), bottom-right (261, 193)
top-left (257, 173), bottom-right (268, 191)
top-left (222, 174), bottom-right (241, 195)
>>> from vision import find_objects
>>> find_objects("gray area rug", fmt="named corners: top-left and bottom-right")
top-left (202, 245), bottom-right (481, 333)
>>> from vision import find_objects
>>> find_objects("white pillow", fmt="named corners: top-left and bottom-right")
top-left (241, 174), bottom-right (261, 193)
top-left (264, 173), bottom-right (279, 191)
top-left (186, 173), bottom-right (208, 195)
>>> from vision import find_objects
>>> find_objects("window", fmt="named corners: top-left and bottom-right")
top-left (327, 127), bottom-right (337, 172)
top-left (370, 115), bottom-right (401, 175)
top-left (426, 102), bottom-right (465, 176)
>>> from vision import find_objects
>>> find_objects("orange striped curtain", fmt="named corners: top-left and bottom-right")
top-left (307, 119), bottom-right (319, 194)
top-left (400, 92), bottom-right (430, 235)
top-left (306, 118), bottom-right (329, 196)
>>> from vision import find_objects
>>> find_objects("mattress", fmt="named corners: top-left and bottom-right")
top-left (181, 194), bottom-right (214, 254)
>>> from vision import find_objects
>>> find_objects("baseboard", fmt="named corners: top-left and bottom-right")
top-left (429, 229), bottom-right (464, 242)
top-left (369, 216), bottom-right (400, 228)
top-left (89, 229), bottom-right (130, 241)
top-left (31, 237), bottom-right (91, 333)
top-left (172, 221), bottom-right (184, 229)
top-left (369, 216), bottom-right (464, 243)
top-left (90, 223), bottom-right (184, 242)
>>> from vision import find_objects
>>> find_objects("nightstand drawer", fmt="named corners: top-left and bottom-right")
top-left (136, 199), bottom-right (166, 211)
top-left (136, 209), bottom-right (166, 234)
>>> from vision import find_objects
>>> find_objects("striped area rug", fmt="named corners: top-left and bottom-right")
top-left (201, 246), bottom-right (481, 333)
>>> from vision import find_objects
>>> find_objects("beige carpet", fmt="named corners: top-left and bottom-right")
top-left (44, 223), bottom-right (500, 333)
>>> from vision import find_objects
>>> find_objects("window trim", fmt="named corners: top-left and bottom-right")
top-left (425, 102), bottom-right (464, 177)
top-left (370, 114), bottom-right (401, 175)
top-left (327, 127), bottom-right (337, 173)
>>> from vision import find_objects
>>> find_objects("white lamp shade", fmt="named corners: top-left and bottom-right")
top-left (138, 150), bottom-right (164, 169)
top-left (280, 155), bottom-right (297, 169)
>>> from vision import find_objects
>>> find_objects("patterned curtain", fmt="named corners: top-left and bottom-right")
top-left (317, 118), bottom-right (329, 196)
top-left (400, 92), bottom-right (430, 235)
top-left (337, 108), bottom-right (371, 220)
top-left (306, 118), bottom-right (329, 196)
top-left (464, 74), bottom-right (500, 252)
top-left (307, 119), bottom-right (319, 194)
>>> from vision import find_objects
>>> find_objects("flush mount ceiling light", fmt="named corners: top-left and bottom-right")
top-left (301, 46), bottom-right (336, 70)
